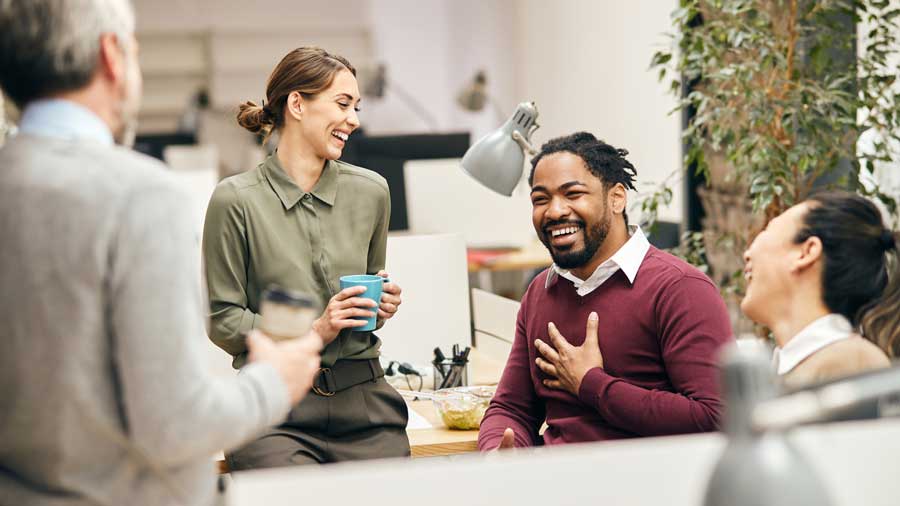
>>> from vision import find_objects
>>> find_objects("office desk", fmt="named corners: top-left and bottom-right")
top-left (407, 400), bottom-right (479, 457)
top-left (216, 348), bottom-right (506, 470)
top-left (467, 242), bottom-right (551, 297)
top-left (406, 347), bottom-right (505, 458)
top-left (467, 244), bottom-right (551, 273)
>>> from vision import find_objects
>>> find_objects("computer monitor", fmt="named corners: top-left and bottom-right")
top-left (340, 131), bottom-right (470, 231)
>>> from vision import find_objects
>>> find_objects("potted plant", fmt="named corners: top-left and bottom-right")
top-left (646, 0), bottom-right (900, 335)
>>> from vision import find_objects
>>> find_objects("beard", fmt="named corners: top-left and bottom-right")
top-left (114, 45), bottom-right (142, 148)
top-left (114, 118), bottom-right (137, 148)
top-left (540, 210), bottom-right (611, 270)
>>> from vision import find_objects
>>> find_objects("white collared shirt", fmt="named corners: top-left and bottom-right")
top-left (18, 99), bottom-right (114, 146)
top-left (546, 225), bottom-right (651, 296)
top-left (772, 314), bottom-right (854, 375)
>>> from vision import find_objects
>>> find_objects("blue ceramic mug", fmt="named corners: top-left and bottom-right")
top-left (338, 274), bottom-right (389, 331)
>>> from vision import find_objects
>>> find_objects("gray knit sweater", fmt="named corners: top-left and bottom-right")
top-left (0, 135), bottom-right (291, 506)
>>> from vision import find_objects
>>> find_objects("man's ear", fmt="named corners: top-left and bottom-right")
top-left (607, 183), bottom-right (627, 215)
top-left (286, 91), bottom-right (304, 122)
top-left (98, 33), bottom-right (125, 84)
top-left (793, 236), bottom-right (823, 274)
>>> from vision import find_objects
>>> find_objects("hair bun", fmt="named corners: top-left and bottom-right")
top-left (616, 148), bottom-right (630, 157)
top-left (236, 100), bottom-right (275, 134)
top-left (880, 230), bottom-right (896, 251)
top-left (260, 103), bottom-right (273, 122)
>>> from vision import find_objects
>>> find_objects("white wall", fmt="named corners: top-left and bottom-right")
top-left (131, 0), bottom-right (683, 223)
top-left (362, 0), bottom-right (519, 140)
top-left (133, 0), bottom-right (374, 177)
top-left (514, 0), bottom-right (683, 223)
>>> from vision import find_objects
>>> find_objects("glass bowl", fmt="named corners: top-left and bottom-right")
top-left (431, 385), bottom-right (496, 430)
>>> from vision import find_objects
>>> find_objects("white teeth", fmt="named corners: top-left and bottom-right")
top-left (551, 226), bottom-right (578, 237)
top-left (332, 131), bottom-right (348, 141)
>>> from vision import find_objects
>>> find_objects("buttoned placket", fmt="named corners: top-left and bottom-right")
top-left (299, 193), bottom-right (334, 299)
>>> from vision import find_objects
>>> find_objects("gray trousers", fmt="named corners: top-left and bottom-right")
top-left (226, 375), bottom-right (410, 469)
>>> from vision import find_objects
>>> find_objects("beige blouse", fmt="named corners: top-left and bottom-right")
top-left (781, 335), bottom-right (890, 390)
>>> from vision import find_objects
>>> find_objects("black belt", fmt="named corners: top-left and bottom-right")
top-left (312, 358), bottom-right (384, 396)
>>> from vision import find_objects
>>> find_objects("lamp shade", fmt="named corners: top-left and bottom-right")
top-left (703, 342), bottom-right (834, 506)
top-left (461, 101), bottom-right (539, 196)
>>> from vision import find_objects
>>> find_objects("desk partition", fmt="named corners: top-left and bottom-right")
top-left (229, 418), bottom-right (900, 506)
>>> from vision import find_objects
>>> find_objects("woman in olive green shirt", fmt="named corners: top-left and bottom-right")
top-left (202, 47), bottom-right (410, 468)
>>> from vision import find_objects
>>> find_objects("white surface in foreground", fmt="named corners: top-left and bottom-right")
top-left (230, 418), bottom-right (900, 506)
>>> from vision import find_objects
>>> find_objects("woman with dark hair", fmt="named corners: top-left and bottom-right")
top-left (742, 190), bottom-right (898, 389)
top-left (202, 47), bottom-right (409, 468)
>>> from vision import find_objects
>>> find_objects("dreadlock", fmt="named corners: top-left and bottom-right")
top-left (529, 131), bottom-right (638, 226)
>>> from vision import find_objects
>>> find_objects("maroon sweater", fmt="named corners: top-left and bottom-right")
top-left (478, 247), bottom-right (733, 449)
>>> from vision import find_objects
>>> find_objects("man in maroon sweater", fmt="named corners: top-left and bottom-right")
top-left (478, 132), bottom-right (733, 451)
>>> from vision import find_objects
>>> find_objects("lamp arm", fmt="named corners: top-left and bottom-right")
top-left (511, 130), bottom-right (537, 156)
top-left (752, 365), bottom-right (900, 431)
top-left (385, 77), bottom-right (440, 132)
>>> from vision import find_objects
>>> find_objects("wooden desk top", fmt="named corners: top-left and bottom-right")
top-left (405, 348), bottom-right (505, 458)
top-left (407, 400), bottom-right (479, 458)
top-left (467, 242), bottom-right (551, 273)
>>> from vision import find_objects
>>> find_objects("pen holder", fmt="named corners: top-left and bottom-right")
top-left (433, 359), bottom-right (468, 390)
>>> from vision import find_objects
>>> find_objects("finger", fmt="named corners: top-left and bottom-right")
top-left (245, 329), bottom-right (272, 352)
top-left (382, 283), bottom-right (401, 296)
top-left (335, 308), bottom-right (377, 320)
top-left (333, 318), bottom-right (370, 329)
top-left (534, 339), bottom-right (560, 363)
top-left (380, 293), bottom-right (401, 305)
top-left (535, 357), bottom-right (558, 377)
top-left (376, 270), bottom-right (389, 278)
top-left (547, 322), bottom-right (570, 351)
top-left (498, 428), bottom-right (516, 449)
top-left (584, 312), bottom-right (599, 347)
top-left (335, 286), bottom-right (367, 300)
top-left (339, 297), bottom-right (377, 309)
top-left (378, 302), bottom-right (398, 314)
top-left (543, 379), bottom-right (563, 390)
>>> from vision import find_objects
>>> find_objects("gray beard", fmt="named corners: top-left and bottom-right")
top-left (115, 119), bottom-right (137, 148)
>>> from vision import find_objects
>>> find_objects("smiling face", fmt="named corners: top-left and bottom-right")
top-left (530, 151), bottom-right (615, 271)
top-left (741, 203), bottom-right (812, 325)
top-left (293, 68), bottom-right (360, 161)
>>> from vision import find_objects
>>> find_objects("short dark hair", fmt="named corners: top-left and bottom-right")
top-left (529, 131), bottom-right (637, 226)
top-left (796, 190), bottom-right (900, 357)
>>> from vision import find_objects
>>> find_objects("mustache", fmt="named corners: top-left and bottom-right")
top-left (542, 219), bottom-right (585, 235)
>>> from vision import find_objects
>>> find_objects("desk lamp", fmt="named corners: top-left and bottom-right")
top-left (707, 342), bottom-right (900, 505)
top-left (361, 63), bottom-right (439, 131)
top-left (460, 101), bottom-right (540, 196)
top-left (704, 342), bottom-right (833, 506)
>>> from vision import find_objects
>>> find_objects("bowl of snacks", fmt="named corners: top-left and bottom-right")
top-left (431, 385), bottom-right (496, 430)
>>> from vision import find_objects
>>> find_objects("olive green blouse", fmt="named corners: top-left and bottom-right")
top-left (202, 154), bottom-right (390, 368)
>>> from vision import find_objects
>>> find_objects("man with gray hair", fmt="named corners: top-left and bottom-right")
top-left (0, 1), bottom-right (323, 504)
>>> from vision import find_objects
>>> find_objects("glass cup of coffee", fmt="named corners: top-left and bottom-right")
top-left (259, 284), bottom-right (320, 341)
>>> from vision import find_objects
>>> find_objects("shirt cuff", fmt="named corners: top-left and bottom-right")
top-left (239, 362), bottom-right (292, 427)
top-left (578, 367), bottom-right (615, 407)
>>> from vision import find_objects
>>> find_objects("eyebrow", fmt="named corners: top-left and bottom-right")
top-left (334, 93), bottom-right (360, 104)
top-left (530, 180), bottom-right (588, 194)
